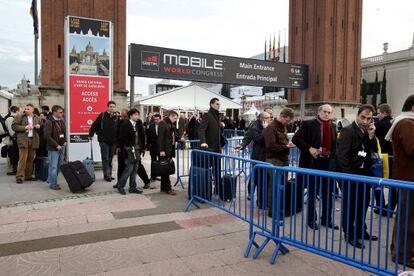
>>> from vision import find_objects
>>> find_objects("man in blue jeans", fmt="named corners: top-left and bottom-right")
top-left (89, 101), bottom-right (118, 182)
top-left (44, 105), bottom-right (66, 190)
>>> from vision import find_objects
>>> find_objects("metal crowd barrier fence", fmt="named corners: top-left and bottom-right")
top-left (174, 138), bottom-right (250, 188)
top-left (244, 164), bottom-right (413, 276)
top-left (184, 149), bottom-right (413, 275)
top-left (223, 129), bottom-right (245, 138)
top-left (184, 149), bottom-right (264, 225)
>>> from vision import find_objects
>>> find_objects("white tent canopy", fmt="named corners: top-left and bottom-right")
top-left (244, 104), bottom-right (259, 115)
top-left (138, 84), bottom-right (241, 111)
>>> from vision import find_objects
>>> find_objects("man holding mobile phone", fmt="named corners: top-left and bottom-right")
top-left (336, 104), bottom-right (378, 249)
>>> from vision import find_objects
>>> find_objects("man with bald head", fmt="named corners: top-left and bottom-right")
top-left (292, 104), bottom-right (338, 230)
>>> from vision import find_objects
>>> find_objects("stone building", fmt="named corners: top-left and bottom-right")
top-left (361, 39), bottom-right (414, 114)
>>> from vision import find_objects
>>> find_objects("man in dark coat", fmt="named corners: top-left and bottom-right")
top-left (187, 114), bottom-right (200, 141)
top-left (199, 98), bottom-right (226, 190)
top-left (115, 108), bottom-right (145, 195)
top-left (157, 111), bottom-right (178, 195)
top-left (89, 101), bottom-right (118, 182)
top-left (374, 104), bottom-right (395, 215)
top-left (147, 113), bottom-right (161, 181)
top-left (237, 111), bottom-right (271, 205)
top-left (292, 104), bottom-right (338, 230)
top-left (336, 104), bottom-right (378, 249)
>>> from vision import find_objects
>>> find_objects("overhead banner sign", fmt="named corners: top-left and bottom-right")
top-left (128, 44), bottom-right (308, 89)
top-left (65, 16), bottom-right (113, 161)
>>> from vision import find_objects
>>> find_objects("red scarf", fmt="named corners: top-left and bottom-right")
top-left (317, 116), bottom-right (332, 156)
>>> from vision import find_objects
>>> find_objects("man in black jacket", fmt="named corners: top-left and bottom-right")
top-left (157, 111), bottom-right (178, 195)
top-left (292, 104), bottom-right (338, 230)
top-left (115, 108), bottom-right (144, 195)
top-left (148, 114), bottom-right (161, 181)
top-left (116, 108), bottom-right (129, 182)
top-left (337, 104), bottom-right (378, 249)
top-left (199, 98), bottom-right (226, 191)
top-left (89, 101), bottom-right (118, 182)
top-left (374, 104), bottom-right (395, 215)
top-left (236, 111), bottom-right (271, 204)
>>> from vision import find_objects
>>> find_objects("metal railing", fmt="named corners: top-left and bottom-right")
top-left (185, 149), bottom-right (414, 275)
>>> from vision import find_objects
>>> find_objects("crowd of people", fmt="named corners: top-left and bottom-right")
top-left (1, 94), bottom-right (413, 266)
top-left (234, 95), bottom-right (414, 267)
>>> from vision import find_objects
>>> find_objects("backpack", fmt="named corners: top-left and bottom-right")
top-left (0, 115), bottom-right (9, 144)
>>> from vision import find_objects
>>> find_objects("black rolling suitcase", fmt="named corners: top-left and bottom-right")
top-left (188, 166), bottom-right (212, 201)
top-left (283, 178), bottom-right (303, 217)
top-left (35, 156), bottom-right (49, 181)
top-left (60, 161), bottom-right (93, 193)
top-left (218, 174), bottom-right (237, 202)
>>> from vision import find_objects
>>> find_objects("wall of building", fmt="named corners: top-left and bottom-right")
top-left (361, 47), bottom-right (414, 115)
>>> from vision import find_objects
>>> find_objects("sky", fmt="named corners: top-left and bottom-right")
top-left (0, 0), bottom-right (413, 94)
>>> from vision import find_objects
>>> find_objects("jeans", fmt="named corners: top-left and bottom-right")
top-left (117, 158), bottom-right (138, 191)
top-left (47, 146), bottom-right (65, 187)
top-left (100, 142), bottom-right (116, 179)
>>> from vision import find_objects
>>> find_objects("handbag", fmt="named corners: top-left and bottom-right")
top-left (152, 159), bottom-right (175, 177)
top-left (371, 138), bottom-right (389, 179)
top-left (1, 145), bottom-right (8, 158)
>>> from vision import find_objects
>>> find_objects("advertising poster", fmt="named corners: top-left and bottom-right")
top-left (65, 16), bottom-right (112, 161)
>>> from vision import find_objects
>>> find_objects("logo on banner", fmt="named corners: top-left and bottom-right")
top-left (141, 51), bottom-right (160, 71)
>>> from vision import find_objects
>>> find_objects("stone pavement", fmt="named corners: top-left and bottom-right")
top-left (0, 155), bottom-right (371, 275)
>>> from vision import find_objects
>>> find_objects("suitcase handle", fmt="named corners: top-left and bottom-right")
top-left (90, 140), bottom-right (94, 161)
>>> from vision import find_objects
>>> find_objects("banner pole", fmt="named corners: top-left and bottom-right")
top-left (34, 36), bottom-right (38, 85)
top-left (130, 76), bottom-right (135, 108)
top-left (300, 89), bottom-right (306, 119)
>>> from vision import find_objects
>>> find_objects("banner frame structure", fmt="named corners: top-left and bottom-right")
top-left (128, 43), bottom-right (309, 114)
top-left (64, 16), bottom-right (113, 162)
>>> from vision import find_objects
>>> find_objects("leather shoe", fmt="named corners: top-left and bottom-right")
top-left (16, 178), bottom-right (23, 184)
top-left (143, 183), bottom-right (151, 189)
top-left (105, 178), bottom-right (112, 182)
top-left (364, 232), bottom-right (378, 241)
top-left (374, 208), bottom-right (393, 217)
top-left (117, 188), bottom-right (126, 195)
top-left (129, 189), bottom-right (143, 194)
top-left (111, 177), bottom-right (115, 180)
top-left (25, 177), bottom-right (36, 181)
top-left (113, 184), bottom-right (118, 189)
top-left (347, 238), bottom-right (365, 249)
top-left (166, 190), bottom-right (177, 196)
top-left (321, 222), bottom-right (339, 230)
top-left (308, 221), bottom-right (319, 230)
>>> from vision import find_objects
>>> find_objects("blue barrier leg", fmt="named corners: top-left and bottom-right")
top-left (183, 198), bottom-right (200, 212)
top-left (244, 232), bottom-right (257, 257)
top-left (253, 237), bottom-right (271, 259)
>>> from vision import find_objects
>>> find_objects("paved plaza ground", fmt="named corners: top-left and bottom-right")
top-left (0, 155), bottom-right (383, 275)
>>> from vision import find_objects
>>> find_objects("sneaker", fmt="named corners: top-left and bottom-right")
top-left (49, 185), bottom-right (61, 190)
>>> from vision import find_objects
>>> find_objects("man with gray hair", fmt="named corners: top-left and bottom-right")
top-left (292, 104), bottom-right (339, 230)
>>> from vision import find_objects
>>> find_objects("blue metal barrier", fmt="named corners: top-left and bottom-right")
top-left (245, 164), bottom-right (413, 276)
top-left (184, 149), bottom-right (414, 275)
top-left (174, 138), bottom-right (250, 188)
top-left (223, 129), bottom-right (245, 138)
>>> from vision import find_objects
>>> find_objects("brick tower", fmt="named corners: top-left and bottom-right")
top-left (288, 0), bottom-right (363, 119)
top-left (39, 0), bottom-right (127, 108)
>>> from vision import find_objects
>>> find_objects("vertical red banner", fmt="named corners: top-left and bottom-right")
top-left (69, 76), bottom-right (109, 134)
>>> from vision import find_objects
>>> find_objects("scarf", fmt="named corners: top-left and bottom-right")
top-left (385, 112), bottom-right (414, 142)
top-left (317, 116), bottom-right (332, 156)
